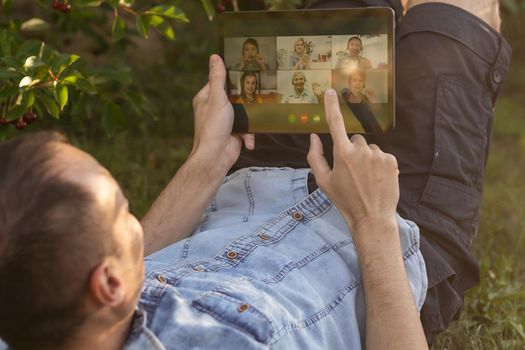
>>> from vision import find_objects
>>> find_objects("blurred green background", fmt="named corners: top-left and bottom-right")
top-left (1, 1), bottom-right (524, 348)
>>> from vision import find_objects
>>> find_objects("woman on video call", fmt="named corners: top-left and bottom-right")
top-left (236, 72), bottom-right (263, 104)
top-left (336, 36), bottom-right (372, 70)
top-left (288, 38), bottom-right (312, 70)
top-left (342, 69), bottom-right (376, 104)
top-left (233, 38), bottom-right (268, 71)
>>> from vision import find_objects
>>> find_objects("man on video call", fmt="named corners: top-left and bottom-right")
top-left (281, 71), bottom-right (322, 104)
top-left (0, 0), bottom-right (510, 349)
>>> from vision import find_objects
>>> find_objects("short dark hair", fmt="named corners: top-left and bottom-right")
top-left (0, 131), bottom-right (117, 349)
top-left (242, 38), bottom-right (260, 54)
top-left (347, 36), bottom-right (363, 50)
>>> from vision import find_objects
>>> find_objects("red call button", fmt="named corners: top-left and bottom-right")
top-left (300, 114), bottom-right (309, 124)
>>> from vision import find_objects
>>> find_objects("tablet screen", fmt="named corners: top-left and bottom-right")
top-left (220, 8), bottom-right (394, 134)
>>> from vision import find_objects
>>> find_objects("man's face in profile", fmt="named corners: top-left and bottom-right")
top-left (55, 143), bottom-right (146, 306)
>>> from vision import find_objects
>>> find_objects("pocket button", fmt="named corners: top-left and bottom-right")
top-left (292, 211), bottom-right (303, 221)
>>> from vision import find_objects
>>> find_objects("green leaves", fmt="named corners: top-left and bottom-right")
top-left (0, 0), bottom-right (208, 135)
top-left (136, 14), bottom-right (149, 38)
top-left (200, 0), bottom-right (215, 21)
top-left (112, 15), bottom-right (126, 42)
top-left (136, 5), bottom-right (188, 40)
top-left (149, 15), bottom-right (174, 40)
top-left (39, 93), bottom-right (60, 118)
top-left (55, 83), bottom-right (68, 110)
top-left (146, 5), bottom-right (189, 22)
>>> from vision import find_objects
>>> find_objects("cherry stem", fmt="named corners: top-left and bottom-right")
top-left (120, 5), bottom-right (139, 17)
top-left (48, 69), bottom-right (58, 81)
top-left (3, 96), bottom-right (11, 119)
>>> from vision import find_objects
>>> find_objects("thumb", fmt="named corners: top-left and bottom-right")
top-left (208, 54), bottom-right (227, 106)
top-left (307, 134), bottom-right (331, 185)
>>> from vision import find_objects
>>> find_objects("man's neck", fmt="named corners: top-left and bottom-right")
top-left (294, 88), bottom-right (304, 96)
top-left (65, 311), bottom-right (135, 350)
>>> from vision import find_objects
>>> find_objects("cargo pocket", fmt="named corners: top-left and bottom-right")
top-left (420, 176), bottom-right (481, 244)
top-left (419, 75), bottom-right (491, 240)
top-left (431, 75), bottom-right (492, 190)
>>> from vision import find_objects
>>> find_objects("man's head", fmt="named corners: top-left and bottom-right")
top-left (292, 71), bottom-right (307, 93)
top-left (0, 132), bottom-right (144, 349)
top-left (346, 36), bottom-right (363, 57)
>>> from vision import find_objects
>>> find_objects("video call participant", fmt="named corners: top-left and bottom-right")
top-left (341, 69), bottom-right (376, 104)
top-left (236, 72), bottom-right (263, 104)
top-left (233, 38), bottom-right (269, 71)
top-left (341, 69), bottom-right (383, 133)
top-left (233, 0), bottom-right (511, 344)
top-left (281, 71), bottom-right (322, 104)
top-left (336, 36), bottom-right (373, 70)
top-left (288, 38), bottom-right (312, 70)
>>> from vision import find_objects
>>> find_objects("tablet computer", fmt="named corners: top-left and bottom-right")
top-left (219, 8), bottom-right (395, 134)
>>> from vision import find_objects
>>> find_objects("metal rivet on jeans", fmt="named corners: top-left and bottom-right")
top-left (238, 303), bottom-right (250, 312)
top-left (292, 211), bottom-right (303, 221)
top-left (226, 251), bottom-right (238, 259)
top-left (156, 274), bottom-right (167, 284)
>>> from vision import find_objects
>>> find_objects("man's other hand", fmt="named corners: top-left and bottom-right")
top-left (307, 89), bottom-right (399, 243)
top-left (191, 54), bottom-right (254, 171)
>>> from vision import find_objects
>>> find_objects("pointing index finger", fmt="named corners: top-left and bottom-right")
top-left (324, 89), bottom-right (349, 146)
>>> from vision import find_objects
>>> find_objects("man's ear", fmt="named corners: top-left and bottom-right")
top-left (89, 258), bottom-right (125, 307)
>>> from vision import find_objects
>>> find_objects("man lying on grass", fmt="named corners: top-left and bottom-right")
top-left (0, 54), bottom-right (428, 349)
top-left (0, 0), bottom-right (511, 348)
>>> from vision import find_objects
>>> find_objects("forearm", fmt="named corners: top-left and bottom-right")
top-left (141, 151), bottom-right (228, 256)
top-left (350, 217), bottom-right (428, 350)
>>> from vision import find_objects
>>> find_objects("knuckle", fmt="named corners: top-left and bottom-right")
top-left (315, 175), bottom-right (327, 189)
top-left (384, 153), bottom-right (398, 167)
top-left (192, 96), bottom-right (200, 108)
top-left (338, 146), bottom-right (353, 159)
top-left (350, 134), bottom-right (365, 143)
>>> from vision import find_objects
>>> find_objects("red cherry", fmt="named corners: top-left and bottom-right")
top-left (23, 111), bottom-right (38, 124)
top-left (0, 117), bottom-right (9, 126)
top-left (60, 3), bottom-right (71, 13)
top-left (216, 2), bottom-right (226, 13)
top-left (52, 0), bottom-right (61, 10)
top-left (15, 118), bottom-right (27, 130)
